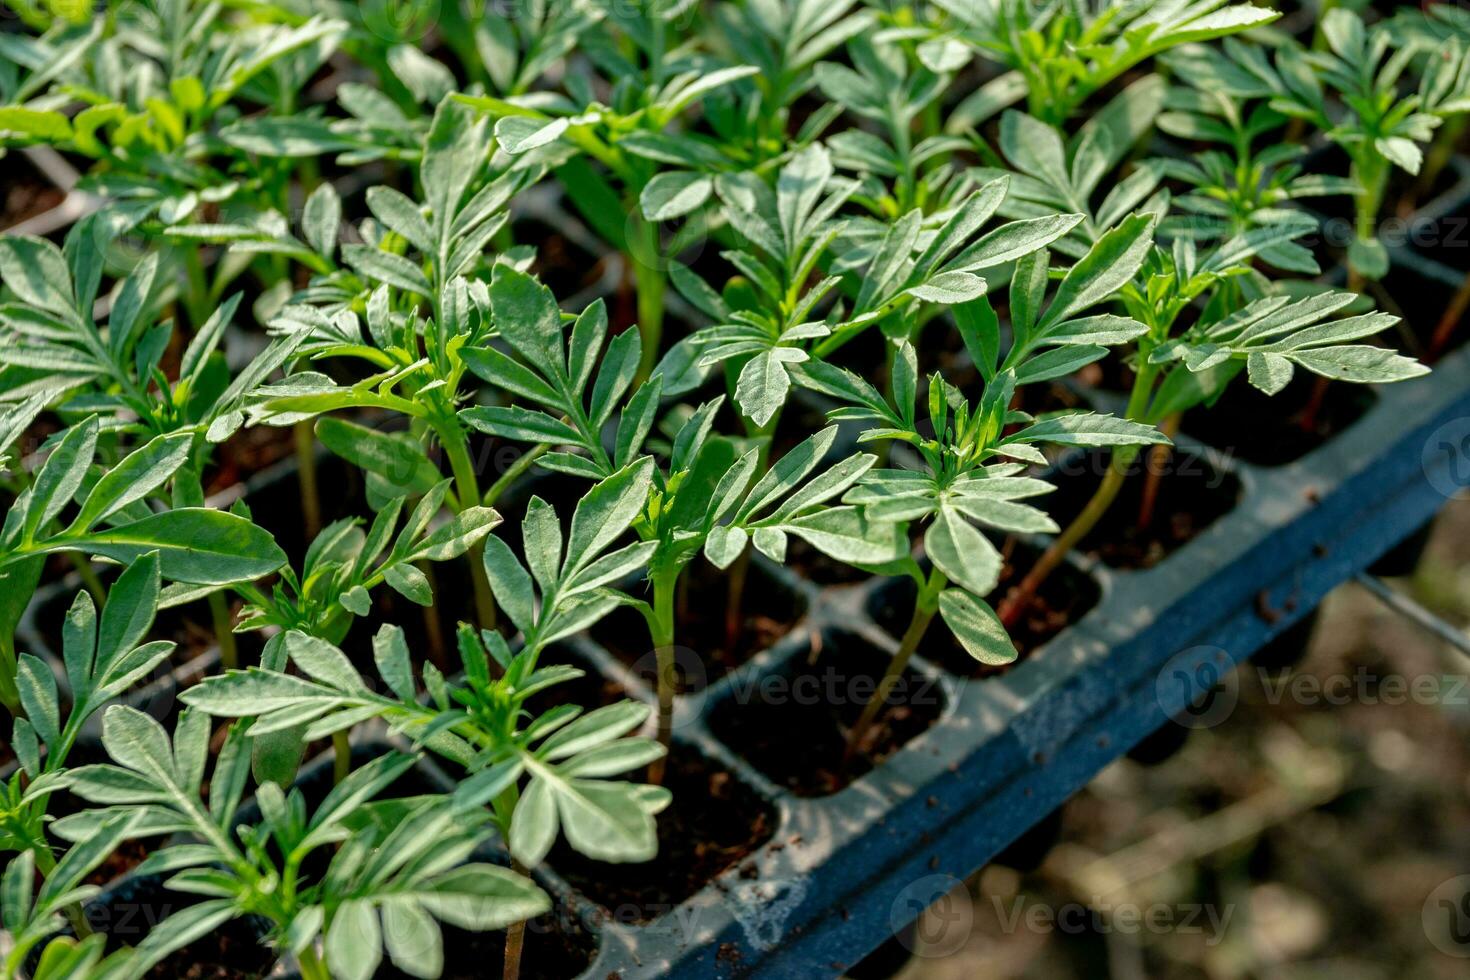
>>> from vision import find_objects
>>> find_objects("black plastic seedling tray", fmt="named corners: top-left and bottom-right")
top-left (544, 195), bottom-right (1470, 977)
top-left (9, 164), bottom-right (1470, 980)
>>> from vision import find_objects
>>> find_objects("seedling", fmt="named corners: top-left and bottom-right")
top-left (0, 6), bottom-right (1458, 978)
top-left (245, 99), bottom-right (541, 627)
top-left (460, 269), bottom-right (904, 776)
top-left (54, 706), bottom-right (548, 980)
top-left (0, 7), bottom-right (346, 325)
top-left (1232, 9), bottom-right (1470, 289)
top-left (909, 0), bottom-right (1278, 125)
top-left (797, 209), bottom-right (1177, 752)
top-left (1, 555), bottom-right (171, 944)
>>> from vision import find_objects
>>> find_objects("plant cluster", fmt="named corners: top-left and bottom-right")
top-left (0, 1), bottom-right (1447, 978)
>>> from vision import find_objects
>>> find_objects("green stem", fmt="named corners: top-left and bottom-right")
top-left (1349, 155), bottom-right (1388, 284)
top-left (646, 567), bottom-right (678, 786)
top-left (294, 420), bottom-right (321, 540)
top-left (298, 946), bottom-right (332, 980)
top-left (181, 245), bottom-right (211, 330)
top-left (67, 553), bottom-right (106, 604)
top-left (724, 413), bottom-right (778, 653)
top-left (332, 730), bottom-right (350, 786)
top-left (208, 591), bottom-right (237, 671)
top-left (0, 634), bottom-right (19, 715)
top-left (439, 422), bottom-right (497, 629)
top-left (34, 846), bottom-right (92, 939)
top-left (485, 443), bottom-right (547, 507)
top-left (846, 567), bottom-right (946, 761)
top-left (998, 358), bottom-right (1159, 626)
top-left (632, 217), bottom-right (666, 385)
top-left (502, 859), bottom-right (531, 980)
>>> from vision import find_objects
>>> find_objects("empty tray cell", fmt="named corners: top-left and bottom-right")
top-left (869, 545), bottom-right (1101, 677)
top-left (1044, 448), bottom-right (1241, 570)
top-left (546, 741), bottom-right (777, 922)
top-left (588, 559), bottom-right (808, 685)
top-left (708, 630), bottom-right (948, 797)
top-left (1411, 191), bottom-right (1470, 272)
top-left (1181, 374), bottom-right (1377, 466)
top-left (1384, 255), bottom-right (1467, 356)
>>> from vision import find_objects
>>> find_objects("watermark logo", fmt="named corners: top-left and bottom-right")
top-left (890, 874), bottom-right (973, 958)
top-left (360, 0), bottom-right (442, 42)
top-left (1156, 646), bottom-right (1239, 730)
top-left (1423, 875), bottom-right (1470, 958)
top-left (1422, 416), bottom-right (1470, 500)
top-left (730, 874), bottom-right (810, 952)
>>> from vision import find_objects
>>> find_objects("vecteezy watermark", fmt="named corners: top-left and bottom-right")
top-left (1257, 667), bottom-right (1470, 708)
top-left (1422, 416), bottom-right (1470, 500)
top-left (1422, 875), bottom-right (1470, 958)
top-left (890, 874), bottom-right (974, 958)
top-left (1155, 646), bottom-right (1239, 730)
top-left (992, 896), bottom-right (1234, 946)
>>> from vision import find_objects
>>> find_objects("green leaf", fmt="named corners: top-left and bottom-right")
top-left (23, 416), bottom-right (99, 543)
top-left (76, 509), bottom-right (287, 585)
top-left (1288, 346), bottom-right (1429, 385)
top-left (0, 236), bottom-right (74, 316)
top-left (373, 625), bottom-right (417, 702)
top-left (422, 98), bottom-right (490, 238)
top-left (1012, 414), bottom-right (1167, 448)
top-left (563, 458), bottom-right (655, 575)
top-left (1247, 351), bottom-right (1294, 395)
top-left (924, 508), bottom-right (1001, 596)
top-left (384, 563), bottom-right (433, 605)
top-left (303, 183), bottom-right (342, 259)
top-left (72, 431), bottom-right (193, 531)
top-left (316, 417), bottom-right (443, 496)
top-left (1039, 214), bottom-right (1155, 331)
top-left (939, 589), bottom-right (1017, 666)
top-left (367, 185), bottom-right (436, 256)
top-left (488, 266), bottom-right (565, 379)
top-left (735, 348), bottom-right (805, 427)
top-left (640, 171), bottom-right (714, 221)
top-left (327, 899), bottom-right (382, 980)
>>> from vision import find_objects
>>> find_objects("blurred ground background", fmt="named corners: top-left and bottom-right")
top-left (889, 496), bottom-right (1470, 980)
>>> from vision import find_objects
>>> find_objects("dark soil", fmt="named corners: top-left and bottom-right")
top-left (1180, 373), bottom-right (1376, 466)
top-left (1, 154), bottom-right (65, 228)
top-left (547, 745), bottom-right (776, 921)
top-left (139, 919), bottom-right (275, 980)
top-left (783, 535), bottom-right (876, 586)
top-left (85, 838), bottom-right (159, 886)
top-left (523, 646), bottom-right (631, 715)
top-left (84, 891), bottom-right (274, 980)
top-left (869, 544), bottom-right (1101, 678)
top-left (1410, 192), bottom-right (1470, 272)
top-left (1381, 258), bottom-right (1466, 355)
top-left (519, 215), bottom-right (608, 302)
top-left (589, 560), bottom-right (806, 685)
top-left (203, 424), bottom-right (299, 495)
top-left (35, 587), bottom-right (257, 672)
top-left (1044, 449), bottom-right (1241, 570)
top-left (376, 910), bottom-right (598, 980)
top-left (708, 632), bottom-right (947, 797)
